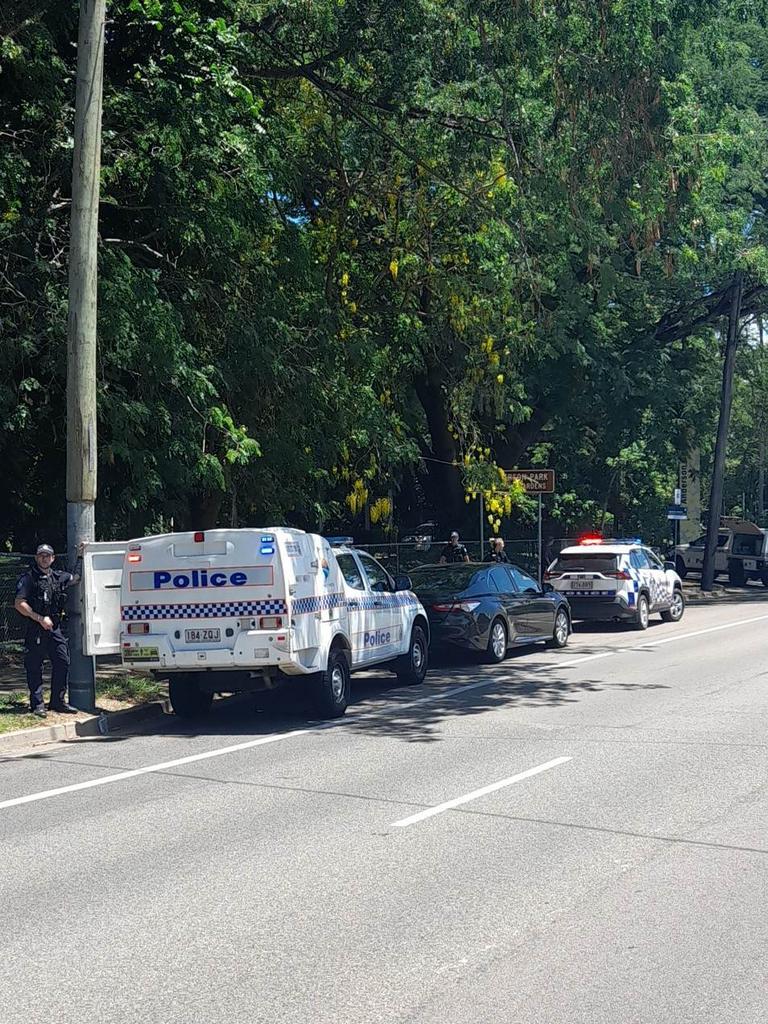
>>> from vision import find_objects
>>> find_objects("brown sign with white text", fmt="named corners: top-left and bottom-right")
top-left (504, 469), bottom-right (555, 494)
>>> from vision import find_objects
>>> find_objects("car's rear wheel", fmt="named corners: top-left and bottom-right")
top-left (169, 674), bottom-right (214, 719)
top-left (547, 608), bottom-right (570, 648)
top-left (675, 557), bottom-right (688, 579)
top-left (661, 588), bottom-right (685, 623)
top-left (728, 560), bottom-right (746, 587)
top-left (633, 594), bottom-right (650, 631)
top-left (484, 618), bottom-right (508, 663)
top-left (395, 625), bottom-right (429, 685)
top-left (312, 646), bottom-right (350, 718)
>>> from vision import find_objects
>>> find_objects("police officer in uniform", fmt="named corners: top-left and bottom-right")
top-left (439, 531), bottom-right (470, 564)
top-left (484, 537), bottom-right (510, 563)
top-left (14, 543), bottom-right (83, 717)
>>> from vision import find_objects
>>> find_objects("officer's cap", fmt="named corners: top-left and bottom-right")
top-left (36, 544), bottom-right (55, 556)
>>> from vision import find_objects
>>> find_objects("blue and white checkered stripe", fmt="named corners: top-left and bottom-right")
top-left (346, 593), bottom-right (419, 611)
top-left (122, 590), bottom-right (420, 622)
top-left (292, 592), bottom-right (346, 615)
top-left (122, 599), bottom-right (287, 621)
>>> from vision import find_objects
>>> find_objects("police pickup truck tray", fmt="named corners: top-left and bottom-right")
top-left (185, 628), bottom-right (221, 643)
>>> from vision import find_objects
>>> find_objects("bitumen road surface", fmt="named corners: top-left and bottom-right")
top-left (1, 599), bottom-right (767, 1024)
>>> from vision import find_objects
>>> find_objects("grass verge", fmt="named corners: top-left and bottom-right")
top-left (96, 673), bottom-right (166, 704)
top-left (0, 691), bottom-right (43, 734)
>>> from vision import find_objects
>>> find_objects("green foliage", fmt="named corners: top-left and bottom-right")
top-left (3, 0), bottom-right (768, 547)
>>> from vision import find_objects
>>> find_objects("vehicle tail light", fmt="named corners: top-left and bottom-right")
top-left (260, 615), bottom-right (283, 629)
top-left (127, 553), bottom-right (142, 563)
top-left (544, 571), bottom-right (561, 580)
top-left (607, 570), bottom-right (632, 580)
top-left (127, 623), bottom-right (150, 634)
top-left (432, 601), bottom-right (480, 613)
top-left (193, 531), bottom-right (205, 542)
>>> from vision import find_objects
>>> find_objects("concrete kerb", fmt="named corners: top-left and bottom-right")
top-left (683, 583), bottom-right (768, 603)
top-left (0, 697), bottom-right (171, 754)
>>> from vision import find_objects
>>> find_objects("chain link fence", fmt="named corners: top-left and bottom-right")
top-left (0, 554), bottom-right (33, 651)
top-left (360, 539), bottom-right (540, 578)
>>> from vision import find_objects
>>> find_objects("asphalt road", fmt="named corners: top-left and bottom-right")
top-left (1, 599), bottom-right (767, 1024)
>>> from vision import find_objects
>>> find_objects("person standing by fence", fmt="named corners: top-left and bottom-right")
top-left (484, 537), bottom-right (510, 563)
top-left (14, 543), bottom-right (83, 717)
top-left (439, 531), bottom-right (470, 564)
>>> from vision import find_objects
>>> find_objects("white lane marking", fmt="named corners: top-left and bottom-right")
top-left (5, 608), bottom-right (767, 812)
top-left (391, 757), bottom-right (572, 827)
top-left (640, 612), bottom-right (768, 648)
top-left (0, 729), bottom-right (309, 811)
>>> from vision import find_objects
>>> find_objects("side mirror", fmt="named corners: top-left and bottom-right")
top-left (543, 582), bottom-right (554, 593)
top-left (393, 574), bottom-right (412, 592)
top-left (664, 560), bottom-right (676, 572)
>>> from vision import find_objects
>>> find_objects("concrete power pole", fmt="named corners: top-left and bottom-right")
top-left (66, 0), bottom-right (106, 710)
top-left (702, 271), bottom-right (744, 592)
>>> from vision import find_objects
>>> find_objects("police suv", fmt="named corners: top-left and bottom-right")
top-left (82, 529), bottom-right (429, 718)
top-left (545, 537), bottom-right (685, 629)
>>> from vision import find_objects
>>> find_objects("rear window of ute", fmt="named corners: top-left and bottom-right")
top-left (552, 554), bottom-right (619, 573)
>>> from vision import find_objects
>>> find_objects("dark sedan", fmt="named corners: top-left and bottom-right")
top-left (409, 562), bottom-right (571, 662)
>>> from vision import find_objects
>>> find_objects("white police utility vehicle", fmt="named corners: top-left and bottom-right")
top-left (82, 529), bottom-right (429, 718)
top-left (545, 536), bottom-right (685, 629)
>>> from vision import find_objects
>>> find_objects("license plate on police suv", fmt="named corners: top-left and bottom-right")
top-left (571, 579), bottom-right (593, 590)
top-left (185, 628), bottom-right (221, 643)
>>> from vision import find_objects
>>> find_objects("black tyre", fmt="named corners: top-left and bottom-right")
top-left (633, 594), bottom-right (650, 631)
top-left (395, 625), bottom-right (429, 685)
top-left (484, 618), bottom-right (508, 663)
top-left (169, 674), bottom-right (214, 719)
top-left (728, 561), bottom-right (746, 587)
top-left (675, 557), bottom-right (688, 580)
top-left (660, 588), bottom-right (685, 623)
top-left (313, 646), bottom-right (351, 718)
top-left (547, 608), bottom-right (570, 649)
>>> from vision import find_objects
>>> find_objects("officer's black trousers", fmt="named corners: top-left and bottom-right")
top-left (24, 630), bottom-right (70, 710)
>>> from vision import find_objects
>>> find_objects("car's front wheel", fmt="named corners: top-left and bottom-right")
top-left (395, 625), bottom-right (429, 685)
top-left (547, 608), bottom-right (570, 648)
top-left (661, 588), bottom-right (685, 623)
top-left (484, 618), bottom-right (508, 663)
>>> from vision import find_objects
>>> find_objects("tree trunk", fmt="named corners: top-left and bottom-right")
top-left (702, 271), bottom-right (744, 591)
top-left (413, 364), bottom-right (465, 529)
top-left (183, 491), bottom-right (224, 531)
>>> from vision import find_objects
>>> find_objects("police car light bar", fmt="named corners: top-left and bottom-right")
top-left (578, 534), bottom-right (603, 545)
top-left (325, 536), bottom-right (354, 547)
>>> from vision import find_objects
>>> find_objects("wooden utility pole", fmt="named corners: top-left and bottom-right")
top-left (66, 0), bottom-right (106, 710)
top-left (702, 271), bottom-right (744, 591)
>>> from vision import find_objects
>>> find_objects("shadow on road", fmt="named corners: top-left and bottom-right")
top-left (7, 633), bottom-right (675, 759)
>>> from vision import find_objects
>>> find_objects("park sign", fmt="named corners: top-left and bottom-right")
top-left (504, 469), bottom-right (556, 494)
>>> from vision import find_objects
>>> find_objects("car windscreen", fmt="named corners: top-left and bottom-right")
top-left (409, 566), bottom-right (485, 593)
top-left (552, 553), bottom-right (619, 573)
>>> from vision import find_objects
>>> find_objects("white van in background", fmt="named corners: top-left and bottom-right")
top-left (83, 529), bottom-right (429, 718)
